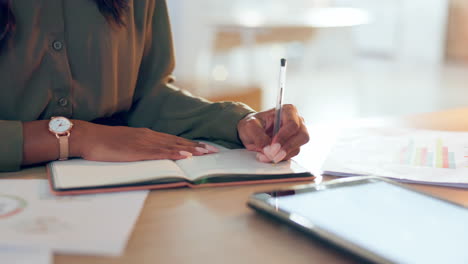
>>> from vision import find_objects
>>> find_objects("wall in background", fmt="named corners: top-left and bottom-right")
top-left (167, 0), bottom-right (468, 123)
top-left (339, 0), bottom-right (449, 64)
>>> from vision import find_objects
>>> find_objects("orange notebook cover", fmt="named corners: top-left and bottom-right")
top-left (47, 149), bottom-right (314, 196)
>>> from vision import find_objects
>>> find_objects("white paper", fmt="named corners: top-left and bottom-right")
top-left (52, 147), bottom-right (310, 188)
top-left (322, 127), bottom-right (468, 187)
top-left (176, 149), bottom-right (309, 181)
top-left (50, 141), bottom-right (228, 189)
top-left (0, 180), bottom-right (148, 256)
top-left (51, 159), bottom-right (184, 189)
top-left (0, 245), bottom-right (51, 264)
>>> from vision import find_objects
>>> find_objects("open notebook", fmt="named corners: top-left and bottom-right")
top-left (47, 149), bottom-right (313, 195)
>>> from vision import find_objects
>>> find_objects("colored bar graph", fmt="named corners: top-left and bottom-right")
top-left (449, 152), bottom-right (456, 169)
top-left (420, 148), bottom-right (427, 167)
top-left (426, 152), bottom-right (433, 167)
top-left (406, 140), bottom-right (414, 165)
top-left (397, 138), bottom-right (455, 169)
top-left (442, 147), bottom-right (449, 169)
top-left (436, 139), bottom-right (443, 168)
top-left (413, 148), bottom-right (421, 166)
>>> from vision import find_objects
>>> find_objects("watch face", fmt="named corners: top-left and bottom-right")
top-left (49, 117), bottom-right (72, 134)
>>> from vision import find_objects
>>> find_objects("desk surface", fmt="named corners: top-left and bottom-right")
top-left (3, 107), bottom-right (468, 264)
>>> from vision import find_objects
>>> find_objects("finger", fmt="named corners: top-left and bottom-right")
top-left (199, 142), bottom-right (219, 153)
top-left (147, 149), bottom-right (192, 160)
top-left (173, 137), bottom-right (203, 147)
top-left (278, 124), bottom-right (309, 158)
top-left (256, 152), bottom-right (271, 163)
top-left (145, 132), bottom-right (196, 148)
top-left (273, 147), bottom-right (301, 163)
top-left (170, 145), bottom-right (214, 156)
top-left (254, 109), bottom-right (276, 135)
top-left (157, 135), bottom-right (215, 153)
top-left (284, 148), bottom-right (300, 161)
top-left (152, 132), bottom-right (200, 147)
top-left (179, 151), bottom-right (193, 158)
top-left (146, 143), bottom-right (205, 159)
top-left (272, 105), bottom-right (302, 146)
top-left (239, 116), bottom-right (271, 152)
top-left (189, 143), bottom-right (217, 154)
top-left (272, 149), bottom-right (287, 164)
top-left (263, 143), bottom-right (281, 160)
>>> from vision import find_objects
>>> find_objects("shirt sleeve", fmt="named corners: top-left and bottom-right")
top-left (0, 120), bottom-right (23, 172)
top-left (126, 0), bottom-right (255, 148)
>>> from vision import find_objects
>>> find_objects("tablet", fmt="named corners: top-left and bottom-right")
top-left (248, 176), bottom-right (468, 264)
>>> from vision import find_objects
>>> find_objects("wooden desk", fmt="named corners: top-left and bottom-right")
top-left (3, 108), bottom-right (468, 264)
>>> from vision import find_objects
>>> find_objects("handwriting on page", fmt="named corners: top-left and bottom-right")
top-left (0, 194), bottom-right (27, 219)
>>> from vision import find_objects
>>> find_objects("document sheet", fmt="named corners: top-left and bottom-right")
top-left (322, 128), bottom-right (468, 187)
top-left (0, 245), bottom-right (51, 264)
top-left (0, 180), bottom-right (148, 256)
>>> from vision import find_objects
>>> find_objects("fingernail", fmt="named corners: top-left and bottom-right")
top-left (263, 144), bottom-right (281, 160)
top-left (263, 146), bottom-right (273, 160)
top-left (179, 151), bottom-right (193, 158)
top-left (202, 144), bottom-right (219, 153)
top-left (273, 150), bottom-right (287, 163)
top-left (270, 143), bottom-right (281, 154)
top-left (195, 147), bottom-right (209, 154)
top-left (256, 153), bottom-right (271, 163)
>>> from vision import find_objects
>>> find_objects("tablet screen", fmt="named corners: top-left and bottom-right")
top-left (268, 181), bottom-right (468, 263)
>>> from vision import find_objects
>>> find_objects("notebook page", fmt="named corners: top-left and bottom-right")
top-left (51, 159), bottom-right (186, 189)
top-left (175, 149), bottom-right (309, 181)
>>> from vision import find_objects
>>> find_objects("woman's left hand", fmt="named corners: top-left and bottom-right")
top-left (237, 104), bottom-right (309, 163)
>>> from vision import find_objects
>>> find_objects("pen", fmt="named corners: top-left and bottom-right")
top-left (273, 58), bottom-right (287, 138)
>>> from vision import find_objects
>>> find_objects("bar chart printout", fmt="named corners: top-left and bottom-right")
top-left (398, 139), bottom-right (456, 169)
top-left (322, 128), bottom-right (468, 188)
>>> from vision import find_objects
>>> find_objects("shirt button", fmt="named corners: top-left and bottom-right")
top-left (58, 98), bottom-right (68, 107)
top-left (52, 41), bottom-right (63, 51)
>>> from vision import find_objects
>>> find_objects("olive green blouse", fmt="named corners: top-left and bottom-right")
top-left (0, 0), bottom-right (254, 171)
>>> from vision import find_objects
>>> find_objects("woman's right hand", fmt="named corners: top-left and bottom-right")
top-left (74, 121), bottom-right (218, 162)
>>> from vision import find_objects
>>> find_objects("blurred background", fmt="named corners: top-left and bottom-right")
top-left (166, 0), bottom-right (468, 123)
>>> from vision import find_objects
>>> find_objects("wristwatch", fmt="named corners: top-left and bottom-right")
top-left (48, 116), bottom-right (74, 161)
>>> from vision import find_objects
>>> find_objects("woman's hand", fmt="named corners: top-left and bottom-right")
top-left (75, 122), bottom-right (218, 162)
top-left (237, 104), bottom-right (309, 163)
